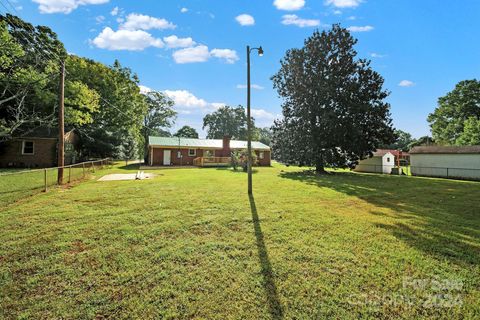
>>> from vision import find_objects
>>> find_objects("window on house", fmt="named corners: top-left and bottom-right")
top-left (387, 157), bottom-right (390, 163)
top-left (22, 141), bottom-right (34, 155)
top-left (188, 149), bottom-right (196, 157)
top-left (259, 151), bottom-right (264, 160)
top-left (177, 151), bottom-right (182, 159)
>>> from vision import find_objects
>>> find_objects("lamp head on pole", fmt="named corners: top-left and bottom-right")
top-left (258, 46), bottom-right (264, 57)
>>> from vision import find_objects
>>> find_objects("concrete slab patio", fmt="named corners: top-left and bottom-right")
top-left (98, 173), bottom-right (155, 181)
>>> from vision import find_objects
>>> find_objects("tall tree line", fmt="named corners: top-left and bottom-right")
top-left (0, 14), bottom-right (176, 160)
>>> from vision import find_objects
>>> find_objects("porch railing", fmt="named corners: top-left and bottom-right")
top-left (193, 157), bottom-right (230, 167)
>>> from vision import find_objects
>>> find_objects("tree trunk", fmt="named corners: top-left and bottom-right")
top-left (315, 164), bottom-right (327, 174)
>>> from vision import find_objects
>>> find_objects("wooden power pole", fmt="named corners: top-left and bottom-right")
top-left (57, 62), bottom-right (65, 184)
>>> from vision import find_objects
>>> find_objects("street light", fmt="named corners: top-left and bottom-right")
top-left (246, 45), bottom-right (263, 194)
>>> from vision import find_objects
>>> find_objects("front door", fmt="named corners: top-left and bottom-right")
top-left (163, 150), bottom-right (171, 165)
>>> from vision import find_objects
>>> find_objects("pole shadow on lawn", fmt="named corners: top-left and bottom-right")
top-left (249, 194), bottom-right (284, 319)
top-left (279, 171), bottom-right (480, 267)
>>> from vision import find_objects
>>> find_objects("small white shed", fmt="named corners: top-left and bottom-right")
top-left (410, 146), bottom-right (480, 180)
top-left (354, 150), bottom-right (395, 174)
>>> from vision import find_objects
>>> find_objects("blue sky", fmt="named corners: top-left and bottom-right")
top-left (3, 0), bottom-right (480, 138)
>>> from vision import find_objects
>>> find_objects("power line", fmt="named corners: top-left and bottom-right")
top-left (98, 96), bottom-right (162, 135)
top-left (0, 4), bottom-right (65, 63)
top-left (0, 5), bottom-right (65, 63)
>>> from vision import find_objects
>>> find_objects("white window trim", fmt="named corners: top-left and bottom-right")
top-left (259, 151), bottom-right (264, 160)
top-left (188, 149), bottom-right (196, 157)
top-left (22, 140), bottom-right (34, 155)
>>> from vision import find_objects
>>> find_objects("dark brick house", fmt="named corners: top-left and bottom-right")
top-left (148, 136), bottom-right (271, 167)
top-left (0, 128), bottom-right (79, 168)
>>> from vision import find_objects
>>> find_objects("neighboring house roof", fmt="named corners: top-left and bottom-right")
top-left (410, 146), bottom-right (480, 154)
top-left (148, 136), bottom-right (270, 150)
top-left (373, 149), bottom-right (410, 157)
top-left (17, 127), bottom-right (58, 139)
top-left (14, 127), bottom-right (77, 143)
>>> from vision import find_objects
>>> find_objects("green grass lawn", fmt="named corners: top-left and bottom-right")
top-left (0, 163), bottom-right (479, 319)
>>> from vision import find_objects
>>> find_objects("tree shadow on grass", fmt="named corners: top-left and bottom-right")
top-left (215, 168), bottom-right (259, 174)
top-left (249, 194), bottom-right (284, 319)
top-left (117, 163), bottom-right (142, 171)
top-left (279, 170), bottom-right (480, 267)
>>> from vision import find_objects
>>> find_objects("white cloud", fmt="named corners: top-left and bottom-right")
top-left (235, 14), bottom-right (255, 26)
top-left (281, 14), bottom-right (320, 27)
top-left (33, 0), bottom-right (109, 14)
top-left (139, 85), bottom-right (152, 94)
top-left (110, 6), bottom-right (119, 16)
top-left (210, 103), bottom-right (226, 110)
top-left (347, 15), bottom-right (356, 20)
top-left (92, 27), bottom-right (164, 51)
top-left (251, 108), bottom-right (276, 120)
top-left (121, 13), bottom-right (176, 31)
top-left (325, 0), bottom-right (362, 8)
top-left (333, 10), bottom-right (342, 15)
top-left (164, 90), bottom-right (208, 108)
top-left (180, 7), bottom-right (188, 13)
top-left (399, 80), bottom-right (415, 87)
top-left (163, 35), bottom-right (195, 48)
top-left (237, 84), bottom-right (265, 90)
top-left (173, 45), bottom-right (210, 63)
top-left (172, 46), bottom-right (239, 64)
top-left (347, 25), bottom-right (374, 32)
top-left (210, 49), bottom-right (239, 64)
top-left (370, 53), bottom-right (386, 58)
top-left (163, 90), bottom-right (225, 115)
top-left (273, 0), bottom-right (305, 10)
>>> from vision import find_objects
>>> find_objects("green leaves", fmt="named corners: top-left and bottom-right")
top-left (457, 117), bottom-right (480, 146)
top-left (203, 105), bottom-right (254, 140)
top-left (64, 80), bottom-right (100, 126)
top-left (272, 25), bottom-right (395, 170)
top-left (174, 126), bottom-right (199, 138)
top-left (428, 80), bottom-right (480, 145)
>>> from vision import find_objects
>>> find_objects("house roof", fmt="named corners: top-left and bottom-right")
top-left (17, 127), bottom-right (58, 139)
top-left (148, 136), bottom-right (270, 150)
top-left (373, 149), bottom-right (408, 157)
top-left (410, 145), bottom-right (480, 154)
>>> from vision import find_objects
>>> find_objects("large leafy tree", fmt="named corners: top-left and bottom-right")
top-left (456, 117), bottom-right (480, 145)
top-left (174, 125), bottom-right (199, 138)
top-left (65, 56), bottom-right (148, 158)
top-left (0, 15), bottom-right (64, 141)
top-left (203, 105), bottom-right (255, 140)
top-left (272, 25), bottom-right (395, 172)
top-left (142, 90), bottom-right (176, 158)
top-left (0, 15), bottom-right (99, 142)
top-left (258, 127), bottom-right (272, 146)
top-left (408, 136), bottom-right (435, 149)
top-left (428, 80), bottom-right (480, 145)
top-left (381, 129), bottom-right (415, 152)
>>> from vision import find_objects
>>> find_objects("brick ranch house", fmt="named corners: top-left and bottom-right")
top-left (0, 128), bottom-right (79, 168)
top-left (148, 136), bottom-right (271, 167)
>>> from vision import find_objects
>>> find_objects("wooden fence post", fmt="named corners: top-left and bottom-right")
top-left (68, 166), bottom-right (71, 183)
top-left (92, 161), bottom-right (95, 173)
top-left (44, 169), bottom-right (48, 192)
top-left (83, 162), bottom-right (85, 178)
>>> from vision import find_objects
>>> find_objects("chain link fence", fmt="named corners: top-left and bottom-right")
top-left (0, 158), bottom-right (112, 206)
top-left (353, 164), bottom-right (480, 181)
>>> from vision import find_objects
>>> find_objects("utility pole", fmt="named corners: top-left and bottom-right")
top-left (247, 46), bottom-right (253, 194)
top-left (246, 45), bottom-right (263, 195)
top-left (57, 61), bottom-right (65, 184)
